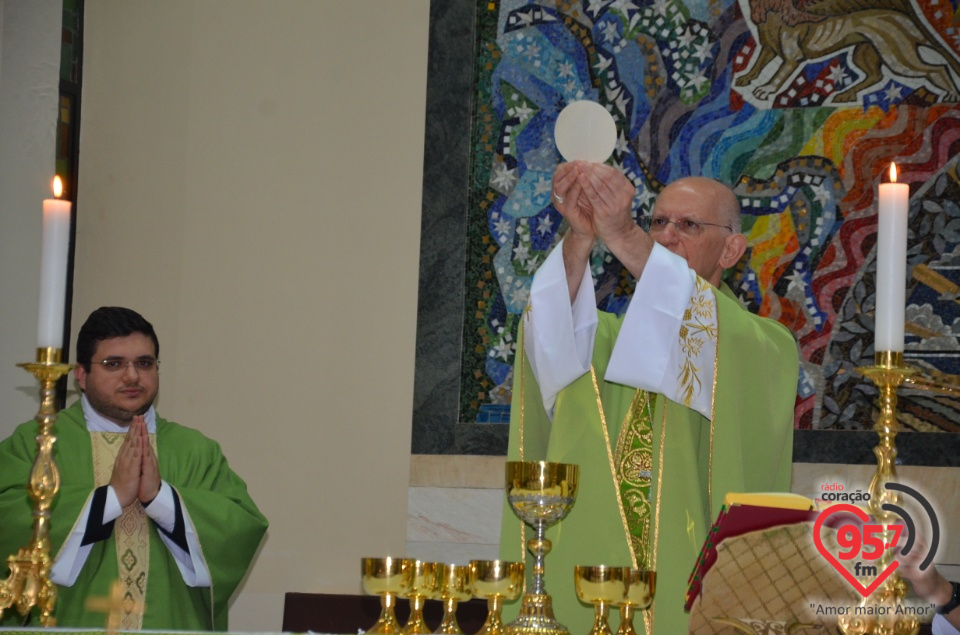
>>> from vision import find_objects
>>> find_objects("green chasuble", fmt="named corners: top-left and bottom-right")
top-left (500, 283), bottom-right (798, 635)
top-left (0, 401), bottom-right (268, 630)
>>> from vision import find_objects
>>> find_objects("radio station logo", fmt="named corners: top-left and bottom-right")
top-left (813, 482), bottom-right (939, 597)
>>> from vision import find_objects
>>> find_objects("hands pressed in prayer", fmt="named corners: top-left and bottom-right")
top-left (137, 417), bottom-right (161, 505)
top-left (109, 416), bottom-right (161, 507)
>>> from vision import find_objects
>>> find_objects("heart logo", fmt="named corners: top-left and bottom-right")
top-left (813, 504), bottom-right (899, 597)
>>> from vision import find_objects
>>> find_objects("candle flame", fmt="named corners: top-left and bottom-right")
top-left (889, 163), bottom-right (898, 184)
top-left (52, 175), bottom-right (63, 199)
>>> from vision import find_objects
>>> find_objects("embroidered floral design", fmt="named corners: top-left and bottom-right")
top-left (678, 277), bottom-right (718, 407)
top-left (615, 390), bottom-right (655, 569)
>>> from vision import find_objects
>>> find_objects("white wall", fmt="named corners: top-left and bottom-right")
top-left (72, 1), bottom-right (430, 629)
top-left (0, 0), bottom-right (63, 433)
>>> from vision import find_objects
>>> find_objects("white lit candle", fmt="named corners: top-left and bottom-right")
top-left (37, 176), bottom-right (72, 349)
top-left (875, 163), bottom-right (909, 353)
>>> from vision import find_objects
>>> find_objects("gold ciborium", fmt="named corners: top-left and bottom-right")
top-left (614, 568), bottom-right (655, 635)
top-left (434, 563), bottom-right (473, 635)
top-left (574, 566), bottom-right (622, 635)
top-left (401, 559), bottom-right (437, 635)
top-left (362, 557), bottom-right (410, 635)
top-left (471, 560), bottom-right (524, 635)
top-left (504, 461), bottom-right (579, 635)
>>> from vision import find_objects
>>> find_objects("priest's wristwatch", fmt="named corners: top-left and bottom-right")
top-left (939, 580), bottom-right (960, 615)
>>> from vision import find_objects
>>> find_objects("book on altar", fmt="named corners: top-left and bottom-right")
top-left (684, 492), bottom-right (867, 635)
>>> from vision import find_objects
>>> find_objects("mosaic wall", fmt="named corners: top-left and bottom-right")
top-left (460, 0), bottom-right (960, 431)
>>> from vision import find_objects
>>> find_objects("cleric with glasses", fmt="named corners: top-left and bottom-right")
top-left (499, 162), bottom-right (798, 635)
top-left (97, 356), bottom-right (160, 373)
top-left (643, 214), bottom-right (733, 237)
top-left (0, 306), bottom-right (267, 630)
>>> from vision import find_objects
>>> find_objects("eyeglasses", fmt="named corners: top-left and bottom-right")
top-left (98, 357), bottom-right (159, 373)
top-left (643, 215), bottom-right (732, 238)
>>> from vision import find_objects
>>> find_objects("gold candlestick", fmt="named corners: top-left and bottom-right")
top-left (838, 351), bottom-right (918, 635)
top-left (0, 347), bottom-right (74, 625)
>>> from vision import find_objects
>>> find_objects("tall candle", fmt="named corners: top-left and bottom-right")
top-left (37, 176), bottom-right (72, 349)
top-left (875, 163), bottom-right (909, 353)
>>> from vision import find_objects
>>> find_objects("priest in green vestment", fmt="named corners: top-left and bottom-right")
top-left (0, 307), bottom-right (268, 630)
top-left (500, 163), bottom-right (799, 635)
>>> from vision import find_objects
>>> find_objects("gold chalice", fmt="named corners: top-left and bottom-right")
top-left (504, 461), bottom-right (579, 635)
top-left (614, 569), bottom-right (655, 635)
top-left (434, 563), bottom-right (473, 635)
top-left (401, 559), bottom-right (438, 635)
top-left (362, 557), bottom-right (410, 635)
top-left (574, 566), bottom-right (623, 635)
top-left (470, 560), bottom-right (524, 635)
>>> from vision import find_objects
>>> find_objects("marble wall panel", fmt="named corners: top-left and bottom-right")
top-left (407, 486), bottom-right (503, 545)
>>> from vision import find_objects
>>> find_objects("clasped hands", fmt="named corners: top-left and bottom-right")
top-left (551, 161), bottom-right (637, 245)
top-left (110, 415), bottom-right (161, 508)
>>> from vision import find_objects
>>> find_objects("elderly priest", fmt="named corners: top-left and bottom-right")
top-left (500, 162), bottom-right (799, 635)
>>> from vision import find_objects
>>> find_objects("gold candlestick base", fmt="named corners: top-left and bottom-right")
top-left (0, 348), bottom-right (74, 626)
top-left (839, 352), bottom-right (918, 635)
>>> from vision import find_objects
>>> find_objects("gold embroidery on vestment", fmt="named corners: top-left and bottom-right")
top-left (607, 382), bottom-right (656, 570)
top-left (91, 431), bottom-right (156, 630)
top-left (677, 277), bottom-right (718, 407)
top-left (516, 332), bottom-right (528, 594)
top-left (590, 367), bottom-right (638, 569)
top-left (644, 403), bottom-right (669, 635)
top-left (591, 367), bottom-right (666, 635)
top-left (708, 284), bottom-right (720, 521)
top-left (518, 315), bottom-right (526, 466)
